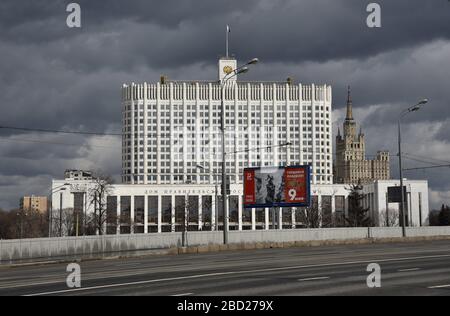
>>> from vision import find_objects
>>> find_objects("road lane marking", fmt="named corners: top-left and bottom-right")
top-left (115, 263), bottom-right (142, 267)
top-left (298, 277), bottom-right (330, 282)
top-left (397, 268), bottom-right (421, 272)
top-left (428, 285), bottom-right (450, 289)
top-left (23, 253), bottom-right (450, 296)
top-left (172, 293), bottom-right (194, 296)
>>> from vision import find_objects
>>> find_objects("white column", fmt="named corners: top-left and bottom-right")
top-left (238, 195), bottom-right (243, 231)
top-left (291, 208), bottom-right (296, 229)
top-left (144, 195), bottom-right (148, 234)
top-left (251, 208), bottom-right (256, 230)
top-left (317, 195), bottom-right (322, 228)
top-left (278, 207), bottom-right (283, 230)
top-left (264, 207), bottom-right (269, 230)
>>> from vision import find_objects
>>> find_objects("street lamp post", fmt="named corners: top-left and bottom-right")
top-left (196, 164), bottom-right (219, 231)
top-left (220, 58), bottom-right (258, 244)
top-left (181, 180), bottom-right (192, 248)
top-left (59, 191), bottom-right (64, 237)
top-left (48, 184), bottom-right (69, 237)
top-left (398, 99), bottom-right (428, 237)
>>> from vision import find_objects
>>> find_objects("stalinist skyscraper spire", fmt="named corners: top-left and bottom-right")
top-left (335, 86), bottom-right (390, 184)
top-left (346, 86), bottom-right (353, 121)
top-left (343, 86), bottom-right (357, 140)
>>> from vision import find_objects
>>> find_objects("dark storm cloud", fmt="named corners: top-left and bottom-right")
top-left (1, 1), bottom-right (449, 69)
top-left (0, 0), bottom-right (450, 210)
top-left (435, 121), bottom-right (450, 143)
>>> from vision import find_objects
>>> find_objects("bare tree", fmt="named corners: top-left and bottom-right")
top-left (379, 209), bottom-right (399, 227)
top-left (51, 208), bottom-right (79, 236)
top-left (173, 196), bottom-right (201, 246)
top-left (296, 205), bottom-right (321, 229)
top-left (331, 212), bottom-right (347, 228)
top-left (5, 208), bottom-right (49, 239)
top-left (87, 172), bottom-right (114, 235)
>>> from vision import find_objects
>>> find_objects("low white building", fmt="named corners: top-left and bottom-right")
top-left (51, 178), bottom-right (429, 236)
top-left (362, 180), bottom-right (429, 228)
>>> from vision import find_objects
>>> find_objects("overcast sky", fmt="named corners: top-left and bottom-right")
top-left (0, 0), bottom-right (449, 211)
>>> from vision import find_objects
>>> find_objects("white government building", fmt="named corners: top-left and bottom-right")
top-left (51, 56), bottom-right (430, 235)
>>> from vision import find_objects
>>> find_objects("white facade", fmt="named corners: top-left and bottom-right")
top-left (362, 180), bottom-right (429, 227)
top-left (51, 179), bottom-right (429, 236)
top-left (121, 58), bottom-right (333, 187)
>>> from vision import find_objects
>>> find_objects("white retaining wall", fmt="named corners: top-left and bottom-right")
top-left (1, 227), bottom-right (450, 264)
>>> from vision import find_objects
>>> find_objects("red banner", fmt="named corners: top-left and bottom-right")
top-left (244, 169), bottom-right (256, 204)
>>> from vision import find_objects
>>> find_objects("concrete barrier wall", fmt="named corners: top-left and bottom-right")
top-left (406, 227), bottom-right (450, 237)
top-left (2, 227), bottom-right (450, 264)
top-left (369, 227), bottom-right (403, 239)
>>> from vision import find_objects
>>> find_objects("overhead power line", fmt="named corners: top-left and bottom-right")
top-left (403, 152), bottom-right (450, 165)
top-left (403, 164), bottom-right (450, 171)
top-left (402, 155), bottom-right (442, 166)
top-left (0, 138), bottom-right (119, 149)
top-left (0, 125), bottom-right (122, 136)
top-left (229, 142), bottom-right (292, 155)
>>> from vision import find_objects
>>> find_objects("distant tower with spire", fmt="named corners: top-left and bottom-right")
top-left (335, 86), bottom-right (390, 184)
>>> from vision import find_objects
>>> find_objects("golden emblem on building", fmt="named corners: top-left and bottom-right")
top-left (223, 66), bottom-right (233, 75)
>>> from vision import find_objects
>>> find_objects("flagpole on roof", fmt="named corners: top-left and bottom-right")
top-left (226, 25), bottom-right (230, 57)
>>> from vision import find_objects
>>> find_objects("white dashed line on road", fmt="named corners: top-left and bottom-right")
top-left (397, 268), bottom-right (421, 272)
top-left (172, 293), bottom-right (194, 296)
top-left (298, 277), bottom-right (330, 282)
top-left (428, 284), bottom-right (450, 289)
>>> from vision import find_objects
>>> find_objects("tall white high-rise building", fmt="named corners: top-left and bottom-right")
top-left (121, 57), bottom-right (333, 186)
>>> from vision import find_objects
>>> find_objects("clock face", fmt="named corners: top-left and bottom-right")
top-left (223, 65), bottom-right (233, 75)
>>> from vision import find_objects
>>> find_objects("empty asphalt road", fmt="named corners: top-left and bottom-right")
top-left (1, 240), bottom-right (450, 296)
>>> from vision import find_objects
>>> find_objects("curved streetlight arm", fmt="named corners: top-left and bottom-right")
top-left (221, 72), bottom-right (239, 85)
top-left (49, 183), bottom-right (71, 195)
top-left (400, 99), bottom-right (428, 117)
top-left (222, 58), bottom-right (258, 82)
